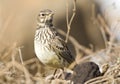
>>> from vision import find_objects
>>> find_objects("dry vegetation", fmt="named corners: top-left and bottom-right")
top-left (0, 0), bottom-right (120, 84)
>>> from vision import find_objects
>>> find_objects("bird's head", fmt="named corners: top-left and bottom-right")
top-left (37, 9), bottom-right (54, 24)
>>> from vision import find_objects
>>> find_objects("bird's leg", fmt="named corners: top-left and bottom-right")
top-left (45, 69), bottom-right (57, 82)
top-left (54, 68), bottom-right (64, 79)
top-left (46, 69), bottom-right (61, 81)
top-left (53, 69), bottom-right (57, 76)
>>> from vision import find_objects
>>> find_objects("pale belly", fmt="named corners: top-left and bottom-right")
top-left (34, 42), bottom-right (64, 68)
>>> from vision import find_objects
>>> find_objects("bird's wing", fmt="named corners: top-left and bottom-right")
top-left (49, 36), bottom-right (75, 64)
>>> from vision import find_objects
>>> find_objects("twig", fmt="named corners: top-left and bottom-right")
top-left (11, 43), bottom-right (17, 73)
top-left (1, 42), bottom-right (17, 61)
top-left (65, 0), bottom-right (76, 43)
top-left (24, 57), bottom-right (37, 65)
top-left (91, 5), bottom-right (109, 48)
top-left (85, 76), bottom-right (110, 84)
top-left (17, 46), bottom-right (32, 84)
top-left (97, 14), bottom-right (112, 37)
top-left (18, 46), bottom-right (24, 65)
top-left (106, 23), bottom-right (119, 54)
top-left (99, 26), bottom-right (108, 48)
top-left (91, 4), bottom-right (96, 24)
top-left (66, 0), bottom-right (69, 37)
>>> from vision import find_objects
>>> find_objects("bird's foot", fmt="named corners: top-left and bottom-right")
top-left (54, 70), bottom-right (63, 79)
top-left (45, 74), bottom-right (55, 83)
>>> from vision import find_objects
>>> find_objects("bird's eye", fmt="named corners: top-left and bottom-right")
top-left (41, 14), bottom-right (45, 16)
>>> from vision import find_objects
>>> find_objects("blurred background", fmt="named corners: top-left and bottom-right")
top-left (0, 0), bottom-right (105, 62)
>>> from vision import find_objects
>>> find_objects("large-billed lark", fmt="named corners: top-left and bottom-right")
top-left (34, 9), bottom-right (75, 76)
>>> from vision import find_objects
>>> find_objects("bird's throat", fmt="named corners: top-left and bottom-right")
top-left (37, 22), bottom-right (53, 29)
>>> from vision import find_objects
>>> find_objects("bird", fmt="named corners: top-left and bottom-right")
top-left (34, 9), bottom-right (75, 77)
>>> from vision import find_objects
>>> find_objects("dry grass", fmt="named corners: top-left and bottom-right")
top-left (0, 0), bottom-right (120, 84)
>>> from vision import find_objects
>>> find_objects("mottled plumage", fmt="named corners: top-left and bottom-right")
top-left (34, 9), bottom-right (74, 69)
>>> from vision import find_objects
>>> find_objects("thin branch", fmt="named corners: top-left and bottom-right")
top-left (24, 57), bottom-right (37, 65)
top-left (106, 23), bottom-right (119, 54)
top-left (97, 14), bottom-right (113, 50)
top-left (17, 46), bottom-right (32, 84)
top-left (99, 26), bottom-right (108, 48)
top-left (97, 14), bottom-right (112, 37)
top-left (66, 0), bottom-right (69, 35)
top-left (91, 5), bottom-right (109, 48)
top-left (1, 42), bottom-right (17, 61)
top-left (65, 0), bottom-right (76, 43)
top-left (69, 0), bottom-right (76, 27)
top-left (18, 46), bottom-right (24, 65)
